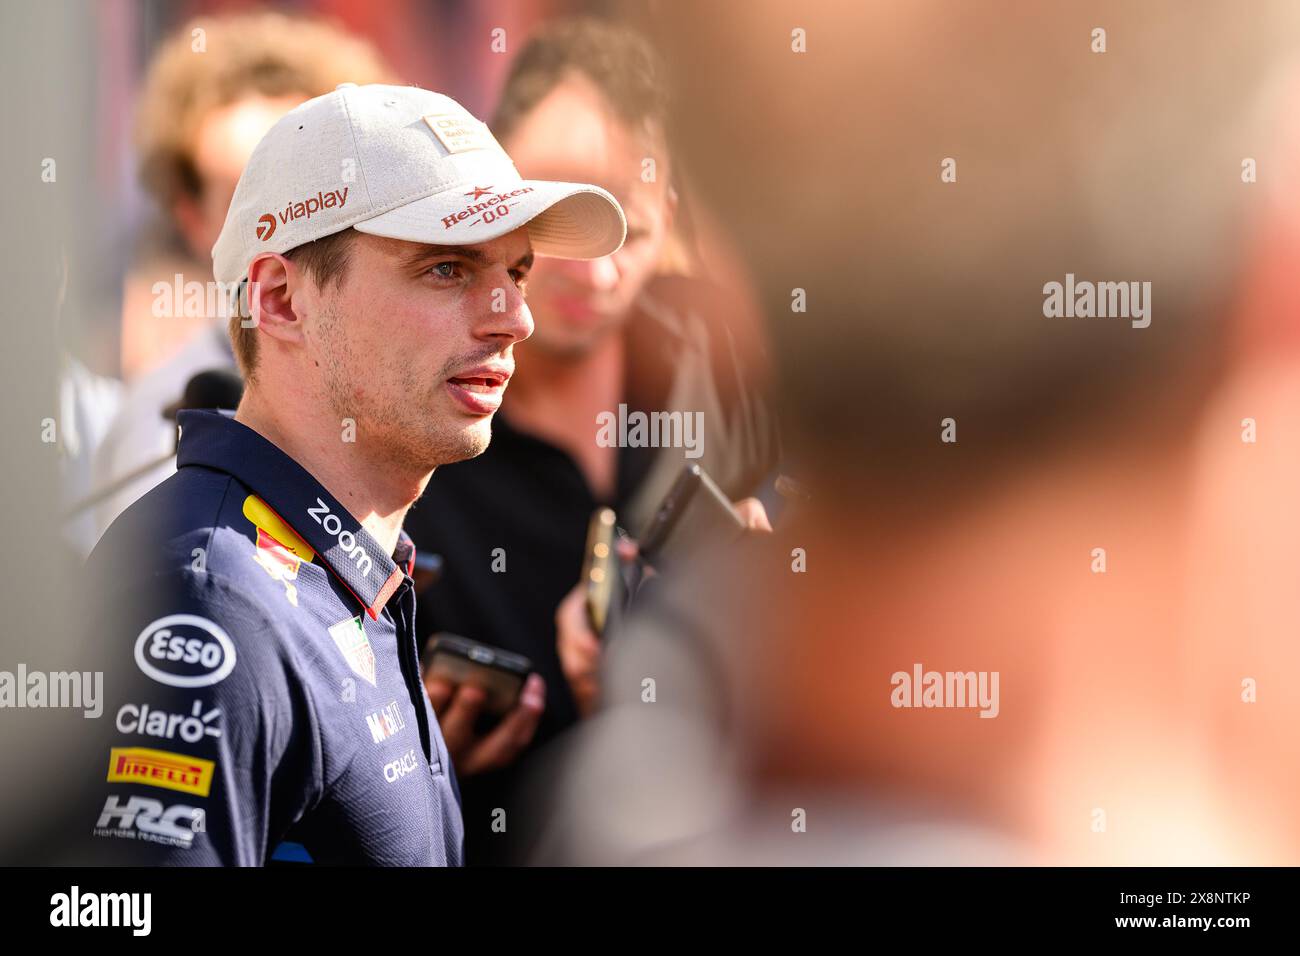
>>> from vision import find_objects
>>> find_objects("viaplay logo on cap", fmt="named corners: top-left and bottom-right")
top-left (256, 186), bottom-right (351, 241)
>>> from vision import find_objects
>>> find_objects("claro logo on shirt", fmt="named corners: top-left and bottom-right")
top-left (133, 615), bottom-right (237, 688)
top-left (116, 701), bottom-right (222, 744)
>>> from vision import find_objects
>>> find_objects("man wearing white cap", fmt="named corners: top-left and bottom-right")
top-left (77, 83), bottom-right (624, 866)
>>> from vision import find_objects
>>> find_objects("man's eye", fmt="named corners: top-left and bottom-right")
top-left (429, 262), bottom-right (460, 280)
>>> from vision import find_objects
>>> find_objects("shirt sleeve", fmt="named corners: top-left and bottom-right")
top-left (75, 566), bottom-right (321, 866)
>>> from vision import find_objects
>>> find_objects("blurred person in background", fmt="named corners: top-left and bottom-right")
top-left (86, 11), bottom-right (394, 547)
top-left (536, 0), bottom-right (1300, 865)
top-left (404, 16), bottom-right (779, 865)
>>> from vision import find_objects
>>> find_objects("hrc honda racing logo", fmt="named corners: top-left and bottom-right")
top-left (257, 186), bottom-right (350, 240)
top-left (94, 795), bottom-right (202, 849)
top-left (442, 185), bottom-right (534, 230)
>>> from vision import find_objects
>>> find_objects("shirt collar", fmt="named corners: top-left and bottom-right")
top-left (176, 409), bottom-right (408, 620)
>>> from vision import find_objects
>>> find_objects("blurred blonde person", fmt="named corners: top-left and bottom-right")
top-left (88, 13), bottom-right (394, 547)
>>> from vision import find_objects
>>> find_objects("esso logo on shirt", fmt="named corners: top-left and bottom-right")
top-left (133, 615), bottom-right (237, 688)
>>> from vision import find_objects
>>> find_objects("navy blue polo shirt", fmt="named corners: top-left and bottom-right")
top-left (79, 409), bottom-right (463, 866)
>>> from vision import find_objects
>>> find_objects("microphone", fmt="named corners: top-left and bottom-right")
top-left (63, 367), bottom-right (244, 519)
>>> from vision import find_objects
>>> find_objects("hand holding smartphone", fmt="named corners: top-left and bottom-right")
top-left (420, 634), bottom-right (533, 716)
top-left (637, 464), bottom-right (747, 569)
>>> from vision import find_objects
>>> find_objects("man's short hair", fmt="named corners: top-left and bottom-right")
top-left (230, 228), bottom-right (357, 381)
top-left (492, 17), bottom-right (670, 149)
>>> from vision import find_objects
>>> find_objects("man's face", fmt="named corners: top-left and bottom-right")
top-left (305, 228), bottom-right (534, 472)
top-left (501, 74), bottom-right (674, 356)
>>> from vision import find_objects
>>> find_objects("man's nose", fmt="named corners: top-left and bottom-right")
top-left (476, 279), bottom-right (534, 344)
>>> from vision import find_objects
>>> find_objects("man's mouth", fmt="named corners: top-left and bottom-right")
top-left (445, 364), bottom-right (511, 415)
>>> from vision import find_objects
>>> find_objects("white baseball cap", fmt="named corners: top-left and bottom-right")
top-left (212, 83), bottom-right (626, 284)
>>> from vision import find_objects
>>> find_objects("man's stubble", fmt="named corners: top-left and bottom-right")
top-left (315, 302), bottom-right (491, 474)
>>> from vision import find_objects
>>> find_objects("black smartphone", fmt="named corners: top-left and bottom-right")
top-left (420, 634), bottom-right (532, 716)
top-left (582, 507), bottom-right (622, 637)
top-left (637, 463), bottom-right (746, 567)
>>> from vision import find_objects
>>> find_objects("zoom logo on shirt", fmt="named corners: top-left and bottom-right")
top-left (134, 615), bottom-right (237, 688)
top-left (308, 497), bottom-right (374, 578)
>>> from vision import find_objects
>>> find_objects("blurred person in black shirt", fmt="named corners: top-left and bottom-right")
top-left (403, 18), bottom-right (779, 865)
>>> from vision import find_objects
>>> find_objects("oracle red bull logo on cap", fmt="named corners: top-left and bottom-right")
top-left (257, 187), bottom-right (350, 239)
top-left (442, 185), bottom-right (534, 230)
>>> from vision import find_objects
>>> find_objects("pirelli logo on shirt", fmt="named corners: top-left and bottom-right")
top-left (107, 746), bottom-right (215, 798)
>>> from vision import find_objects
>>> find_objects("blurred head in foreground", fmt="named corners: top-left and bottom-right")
top-left (552, 0), bottom-right (1300, 864)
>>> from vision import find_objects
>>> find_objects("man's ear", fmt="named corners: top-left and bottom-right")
top-left (246, 253), bottom-right (306, 345)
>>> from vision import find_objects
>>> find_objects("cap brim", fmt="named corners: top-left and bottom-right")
top-left (352, 180), bottom-right (626, 259)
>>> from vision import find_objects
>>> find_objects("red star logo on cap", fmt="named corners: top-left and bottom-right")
top-left (464, 185), bottom-right (493, 200)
